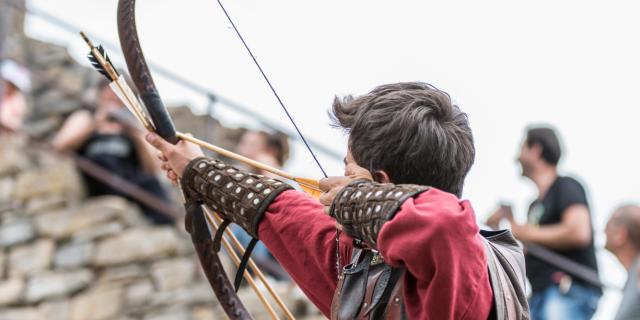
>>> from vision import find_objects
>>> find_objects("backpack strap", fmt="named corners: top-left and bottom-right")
top-left (480, 230), bottom-right (530, 320)
top-left (482, 237), bottom-right (507, 320)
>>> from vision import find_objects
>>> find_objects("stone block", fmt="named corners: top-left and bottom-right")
top-left (97, 265), bottom-right (145, 285)
top-left (0, 277), bottom-right (25, 306)
top-left (57, 67), bottom-right (87, 95)
top-left (32, 91), bottom-right (82, 119)
top-left (9, 239), bottom-right (54, 276)
top-left (24, 269), bottom-right (93, 303)
top-left (0, 178), bottom-right (16, 202)
top-left (37, 299), bottom-right (70, 320)
top-left (0, 219), bottom-right (34, 247)
top-left (174, 235), bottom-right (195, 256)
top-left (192, 306), bottom-right (216, 320)
top-left (54, 242), bottom-right (93, 269)
top-left (143, 306), bottom-right (189, 320)
top-left (150, 257), bottom-right (195, 291)
top-left (28, 40), bottom-right (72, 66)
top-left (79, 196), bottom-right (132, 217)
top-left (124, 280), bottom-right (154, 307)
top-left (14, 161), bottom-right (79, 201)
top-left (93, 228), bottom-right (179, 266)
top-left (69, 285), bottom-right (123, 320)
top-left (149, 284), bottom-right (213, 307)
top-left (24, 194), bottom-right (68, 215)
top-left (0, 307), bottom-right (42, 320)
top-left (34, 200), bottom-right (121, 240)
top-left (0, 139), bottom-right (30, 177)
top-left (72, 221), bottom-right (124, 243)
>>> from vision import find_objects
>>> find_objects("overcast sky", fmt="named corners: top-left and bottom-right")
top-left (26, 0), bottom-right (640, 317)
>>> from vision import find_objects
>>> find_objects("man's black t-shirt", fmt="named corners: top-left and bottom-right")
top-left (525, 176), bottom-right (599, 292)
top-left (78, 133), bottom-right (173, 225)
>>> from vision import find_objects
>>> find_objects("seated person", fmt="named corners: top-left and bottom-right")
top-left (0, 59), bottom-right (30, 133)
top-left (52, 78), bottom-right (173, 225)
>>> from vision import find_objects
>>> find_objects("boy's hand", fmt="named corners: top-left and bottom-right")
top-left (145, 132), bottom-right (205, 184)
top-left (318, 163), bottom-right (373, 207)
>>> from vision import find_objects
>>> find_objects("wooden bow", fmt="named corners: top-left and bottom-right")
top-left (112, 1), bottom-right (324, 319)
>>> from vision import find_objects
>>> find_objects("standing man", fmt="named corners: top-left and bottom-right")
top-left (487, 126), bottom-right (600, 319)
top-left (147, 82), bottom-right (528, 319)
top-left (604, 205), bottom-right (640, 320)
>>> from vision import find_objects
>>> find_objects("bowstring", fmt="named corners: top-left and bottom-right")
top-left (214, 0), bottom-right (328, 178)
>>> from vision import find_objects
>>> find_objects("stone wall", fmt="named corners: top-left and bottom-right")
top-left (0, 137), bottom-right (320, 320)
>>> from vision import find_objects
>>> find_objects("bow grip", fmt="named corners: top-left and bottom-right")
top-left (141, 92), bottom-right (178, 144)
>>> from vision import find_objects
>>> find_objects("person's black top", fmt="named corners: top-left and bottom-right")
top-left (525, 176), bottom-right (599, 292)
top-left (78, 132), bottom-right (173, 225)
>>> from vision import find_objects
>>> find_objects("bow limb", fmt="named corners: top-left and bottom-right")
top-left (116, 1), bottom-right (252, 319)
top-left (116, 0), bottom-right (177, 144)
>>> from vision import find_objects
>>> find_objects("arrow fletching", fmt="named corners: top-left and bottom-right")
top-left (87, 45), bottom-right (117, 80)
top-left (293, 177), bottom-right (322, 199)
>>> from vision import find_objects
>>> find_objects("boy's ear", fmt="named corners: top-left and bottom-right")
top-left (373, 170), bottom-right (391, 183)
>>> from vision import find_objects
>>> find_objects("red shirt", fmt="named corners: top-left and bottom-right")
top-left (259, 188), bottom-right (493, 319)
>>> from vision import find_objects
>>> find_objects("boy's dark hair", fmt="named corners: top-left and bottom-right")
top-left (525, 126), bottom-right (562, 166)
top-left (331, 82), bottom-right (475, 196)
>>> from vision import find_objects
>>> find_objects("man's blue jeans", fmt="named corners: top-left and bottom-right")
top-left (529, 283), bottom-right (601, 320)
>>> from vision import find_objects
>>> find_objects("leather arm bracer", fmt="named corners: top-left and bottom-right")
top-left (330, 180), bottom-right (429, 248)
top-left (181, 157), bottom-right (293, 239)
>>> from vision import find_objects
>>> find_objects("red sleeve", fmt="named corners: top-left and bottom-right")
top-left (377, 188), bottom-right (493, 320)
top-left (258, 190), bottom-right (353, 317)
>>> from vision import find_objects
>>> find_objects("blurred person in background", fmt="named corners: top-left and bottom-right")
top-left (604, 205), bottom-right (640, 320)
top-left (232, 129), bottom-right (291, 280)
top-left (0, 59), bottom-right (30, 133)
top-left (486, 126), bottom-right (600, 319)
top-left (52, 78), bottom-right (173, 225)
top-left (236, 129), bottom-right (290, 177)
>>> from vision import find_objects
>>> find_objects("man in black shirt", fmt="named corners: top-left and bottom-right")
top-left (487, 126), bottom-right (600, 320)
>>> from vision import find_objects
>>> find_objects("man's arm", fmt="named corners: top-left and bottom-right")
top-left (512, 204), bottom-right (592, 250)
top-left (51, 110), bottom-right (95, 151)
top-left (509, 177), bottom-right (593, 250)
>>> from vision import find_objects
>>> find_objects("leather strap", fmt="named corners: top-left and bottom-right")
top-left (212, 219), bottom-right (232, 253)
top-left (234, 238), bottom-right (259, 291)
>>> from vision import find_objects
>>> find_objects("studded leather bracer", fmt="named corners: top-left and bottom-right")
top-left (181, 157), bottom-right (293, 239)
top-left (330, 180), bottom-right (429, 248)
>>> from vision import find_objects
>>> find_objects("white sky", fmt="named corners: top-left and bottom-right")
top-left (26, 0), bottom-right (640, 318)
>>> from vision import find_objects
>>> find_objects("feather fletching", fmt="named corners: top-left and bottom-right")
top-left (87, 45), bottom-right (117, 80)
